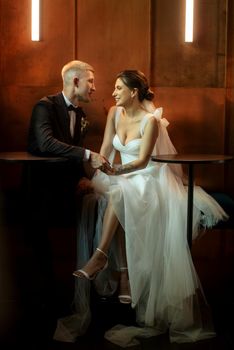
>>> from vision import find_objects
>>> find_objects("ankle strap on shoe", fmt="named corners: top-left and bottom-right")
top-left (120, 267), bottom-right (128, 271)
top-left (96, 248), bottom-right (108, 259)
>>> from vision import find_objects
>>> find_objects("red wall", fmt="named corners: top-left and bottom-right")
top-left (0, 0), bottom-right (233, 335)
top-left (0, 0), bottom-right (233, 193)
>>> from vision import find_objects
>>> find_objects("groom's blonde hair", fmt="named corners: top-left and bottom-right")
top-left (61, 60), bottom-right (94, 86)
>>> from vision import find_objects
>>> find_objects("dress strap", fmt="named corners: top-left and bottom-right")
top-left (140, 113), bottom-right (154, 136)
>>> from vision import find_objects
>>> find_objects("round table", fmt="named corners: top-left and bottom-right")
top-left (0, 151), bottom-right (67, 163)
top-left (151, 154), bottom-right (234, 248)
top-left (0, 151), bottom-right (69, 206)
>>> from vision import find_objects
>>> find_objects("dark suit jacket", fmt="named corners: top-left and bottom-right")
top-left (26, 92), bottom-right (88, 225)
top-left (28, 92), bottom-right (86, 160)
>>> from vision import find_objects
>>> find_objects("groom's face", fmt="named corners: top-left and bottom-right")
top-left (76, 70), bottom-right (96, 103)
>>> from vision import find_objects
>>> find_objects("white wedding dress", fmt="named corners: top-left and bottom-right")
top-left (54, 107), bottom-right (228, 345)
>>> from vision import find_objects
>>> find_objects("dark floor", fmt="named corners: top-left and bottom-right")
top-left (0, 189), bottom-right (233, 350)
top-left (0, 223), bottom-right (234, 350)
top-left (0, 282), bottom-right (233, 350)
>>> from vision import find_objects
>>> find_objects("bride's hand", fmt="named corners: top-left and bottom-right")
top-left (101, 163), bottom-right (124, 175)
top-left (101, 164), bottom-right (116, 175)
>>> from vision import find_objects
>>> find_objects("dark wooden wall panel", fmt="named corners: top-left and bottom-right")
top-left (0, 0), bottom-right (233, 339)
top-left (0, 0), bottom-right (75, 86)
top-left (77, 0), bottom-right (151, 79)
top-left (0, 0), bottom-right (75, 151)
top-left (152, 0), bottom-right (226, 87)
top-left (153, 88), bottom-right (225, 153)
top-left (0, 0), bottom-right (232, 193)
top-left (226, 0), bottom-right (234, 195)
top-left (76, 0), bottom-right (151, 152)
top-left (152, 86), bottom-right (226, 190)
top-left (0, 86), bottom-right (59, 150)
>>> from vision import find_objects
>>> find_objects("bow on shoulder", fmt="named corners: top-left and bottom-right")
top-left (153, 107), bottom-right (169, 128)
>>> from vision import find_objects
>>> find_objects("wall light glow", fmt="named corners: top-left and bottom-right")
top-left (31, 0), bottom-right (40, 41)
top-left (185, 0), bottom-right (194, 42)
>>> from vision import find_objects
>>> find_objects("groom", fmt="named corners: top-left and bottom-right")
top-left (25, 60), bottom-right (109, 339)
top-left (27, 59), bottom-right (110, 223)
top-left (28, 60), bottom-right (108, 170)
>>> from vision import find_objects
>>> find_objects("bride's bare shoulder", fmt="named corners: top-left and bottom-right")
top-left (107, 106), bottom-right (123, 120)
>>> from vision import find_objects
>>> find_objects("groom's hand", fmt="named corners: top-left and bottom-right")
top-left (89, 151), bottom-right (111, 171)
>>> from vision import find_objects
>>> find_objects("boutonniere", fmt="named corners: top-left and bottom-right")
top-left (81, 116), bottom-right (89, 136)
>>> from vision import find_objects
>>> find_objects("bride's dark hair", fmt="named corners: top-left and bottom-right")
top-left (116, 70), bottom-right (154, 102)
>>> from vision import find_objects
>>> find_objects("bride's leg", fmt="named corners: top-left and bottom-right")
top-left (115, 225), bottom-right (127, 267)
top-left (73, 200), bottom-right (119, 279)
top-left (98, 200), bottom-right (119, 251)
top-left (116, 226), bottom-right (131, 304)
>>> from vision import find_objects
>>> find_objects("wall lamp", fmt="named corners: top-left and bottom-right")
top-left (31, 0), bottom-right (40, 41)
top-left (185, 0), bottom-right (194, 42)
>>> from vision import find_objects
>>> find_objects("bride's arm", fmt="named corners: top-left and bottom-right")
top-left (100, 106), bottom-right (116, 159)
top-left (82, 107), bottom-right (116, 179)
top-left (109, 117), bottom-right (158, 175)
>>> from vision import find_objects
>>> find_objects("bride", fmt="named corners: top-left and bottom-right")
top-left (55, 70), bottom-right (228, 344)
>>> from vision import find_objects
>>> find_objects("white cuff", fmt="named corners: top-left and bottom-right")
top-left (83, 149), bottom-right (91, 161)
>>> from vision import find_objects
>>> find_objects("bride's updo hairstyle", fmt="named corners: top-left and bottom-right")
top-left (117, 70), bottom-right (154, 102)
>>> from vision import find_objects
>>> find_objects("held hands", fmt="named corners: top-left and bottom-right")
top-left (90, 151), bottom-right (112, 171)
top-left (101, 164), bottom-right (124, 175)
top-left (101, 164), bottom-right (116, 175)
top-left (89, 152), bottom-right (130, 175)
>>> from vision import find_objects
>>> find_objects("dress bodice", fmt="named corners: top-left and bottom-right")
top-left (113, 134), bottom-right (142, 164)
top-left (112, 107), bottom-right (154, 165)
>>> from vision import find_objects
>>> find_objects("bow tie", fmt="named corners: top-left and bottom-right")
top-left (67, 105), bottom-right (78, 112)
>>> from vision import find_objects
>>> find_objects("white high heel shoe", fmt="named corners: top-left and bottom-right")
top-left (73, 248), bottom-right (108, 280)
top-left (118, 267), bottom-right (132, 304)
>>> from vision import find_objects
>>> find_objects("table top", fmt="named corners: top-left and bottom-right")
top-left (0, 151), bottom-right (68, 163)
top-left (151, 154), bottom-right (234, 164)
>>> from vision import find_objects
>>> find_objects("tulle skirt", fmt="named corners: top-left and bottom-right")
top-left (54, 162), bottom-right (228, 344)
top-left (91, 163), bottom-right (227, 343)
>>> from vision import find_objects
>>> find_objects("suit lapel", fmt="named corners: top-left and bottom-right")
top-left (54, 93), bottom-right (73, 143)
top-left (73, 109), bottom-right (82, 145)
top-left (53, 93), bottom-right (84, 146)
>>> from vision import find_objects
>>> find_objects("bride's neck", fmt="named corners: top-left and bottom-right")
top-left (124, 100), bottom-right (142, 118)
